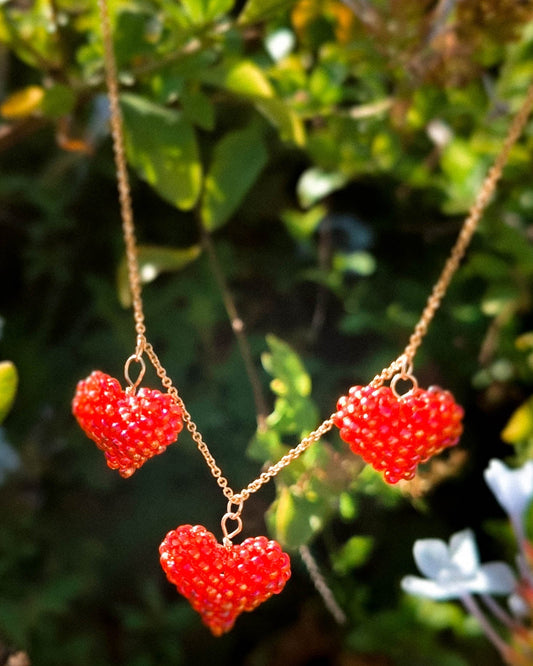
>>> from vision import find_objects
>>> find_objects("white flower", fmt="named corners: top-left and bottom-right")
top-left (484, 458), bottom-right (533, 531)
top-left (401, 529), bottom-right (516, 600)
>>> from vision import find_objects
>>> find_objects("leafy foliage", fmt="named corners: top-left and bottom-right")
top-left (1, 0), bottom-right (533, 664)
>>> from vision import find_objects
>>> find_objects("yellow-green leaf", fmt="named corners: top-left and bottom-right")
top-left (269, 484), bottom-right (330, 548)
top-left (181, 0), bottom-right (235, 24)
top-left (255, 97), bottom-right (306, 146)
top-left (0, 86), bottom-right (44, 119)
top-left (121, 94), bottom-right (202, 211)
top-left (0, 361), bottom-right (18, 424)
top-left (206, 60), bottom-right (275, 99)
top-left (332, 535), bottom-right (373, 575)
top-left (239, 0), bottom-right (299, 24)
top-left (502, 396), bottom-right (533, 444)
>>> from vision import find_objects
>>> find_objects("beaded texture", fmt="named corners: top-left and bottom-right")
top-left (334, 384), bottom-right (464, 484)
top-left (159, 524), bottom-right (291, 636)
top-left (72, 370), bottom-right (183, 478)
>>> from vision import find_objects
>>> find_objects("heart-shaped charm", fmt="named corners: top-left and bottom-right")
top-left (333, 384), bottom-right (463, 484)
top-left (159, 524), bottom-right (291, 636)
top-left (72, 370), bottom-right (183, 478)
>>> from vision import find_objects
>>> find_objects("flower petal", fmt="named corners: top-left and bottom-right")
top-left (401, 575), bottom-right (458, 600)
top-left (449, 529), bottom-right (479, 576)
top-left (413, 538), bottom-right (450, 579)
top-left (484, 458), bottom-right (533, 524)
top-left (472, 562), bottom-right (516, 596)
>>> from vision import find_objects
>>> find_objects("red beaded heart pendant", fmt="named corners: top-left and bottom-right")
top-left (72, 370), bottom-right (183, 478)
top-left (159, 524), bottom-right (291, 636)
top-left (333, 384), bottom-right (463, 484)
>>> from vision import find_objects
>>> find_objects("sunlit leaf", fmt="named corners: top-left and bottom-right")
top-left (0, 86), bottom-right (44, 119)
top-left (200, 123), bottom-right (268, 230)
top-left (239, 0), bottom-right (299, 24)
top-left (121, 94), bottom-right (202, 210)
top-left (338, 491), bottom-right (358, 521)
top-left (180, 0), bottom-right (234, 24)
top-left (281, 204), bottom-right (326, 240)
top-left (332, 535), bottom-right (373, 575)
top-left (0, 0), bottom-right (62, 69)
top-left (255, 97), bottom-right (306, 146)
top-left (333, 251), bottom-right (376, 276)
top-left (502, 396), bottom-right (533, 444)
top-left (203, 60), bottom-right (275, 98)
top-left (118, 244), bottom-right (202, 307)
top-left (262, 334), bottom-right (311, 398)
top-left (516, 332), bottom-right (533, 351)
top-left (261, 335), bottom-right (319, 436)
top-left (0, 361), bottom-right (18, 424)
top-left (269, 485), bottom-right (328, 548)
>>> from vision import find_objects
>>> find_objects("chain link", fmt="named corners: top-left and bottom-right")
top-left (98, 0), bottom-right (533, 509)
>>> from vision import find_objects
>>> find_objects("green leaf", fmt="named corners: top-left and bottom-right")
top-left (261, 335), bottom-right (319, 436)
top-left (121, 94), bottom-right (202, 210)
top-left (262, 334), bottom-right (311, 397)
top-left (118, 244), bottom-right (202, 307)
top-left (266, 392), bottom-right (319, 435)
top-left (269, 485), bottom-right (329, 548)
top-left (332, 535), bottom-right (373, 575)
top-left (255, 97), bottom-right (306, 146)
top-left (200, 124), bottom-right (268, 230)
top-left (440, 138), bottom-right (488, 214)
top-left (247, 428), bottom-right (286, 463)
top-left (281, 204), bottom-right (326, 240)
top-left (239, 0), bottom-right (299, 24)
top-left (0, 361), bottom-right (18, 424)
top-left (203, 60), bottom-right (275, 98)
top-left (41, 84), bottom-right (76, 119)
top-left (0, 0), bottom-right (62, 69)
top-left (181, 0), bottom-right (234, 24)
top-left (333, 251), bottom-right (376, 276)
top-left (180, 88), bottom-right (215, 131)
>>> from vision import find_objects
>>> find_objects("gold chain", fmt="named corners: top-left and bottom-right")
top-left (369, 82), bottom-right (533, 388)
top-left (98, 0), bottom-right (146, 357)
top-left (97, 0), bottom-right (533, 507)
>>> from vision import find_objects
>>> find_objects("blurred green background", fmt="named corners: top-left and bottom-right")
top-left (1, 1), bottom-right (533, 663)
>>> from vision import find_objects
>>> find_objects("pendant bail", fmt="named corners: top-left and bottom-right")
top-left (124, 353), bottom-right (146, 394)
top-left (390, 356), bottom-right (418, 398)
top-left (221, 500), bottom-right (244, 548)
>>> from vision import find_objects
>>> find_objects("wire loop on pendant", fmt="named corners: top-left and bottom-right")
top-left (221, 500), bottom-right (244, 548)
top-left (390, 355), bottom-right (418, 398)
top-left (124, 354), bottom-right (146, 393)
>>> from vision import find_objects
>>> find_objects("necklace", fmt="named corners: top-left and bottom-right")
top-left (71, 0), bottom-right (533, 636)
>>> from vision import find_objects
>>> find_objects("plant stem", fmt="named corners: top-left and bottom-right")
top-left (299, 544), bottom-right (347, 626)
top-left (201, 228), bottom-right (268, 430)
top-left (481, 593), bottom-right (522, 630)
top-left (461, 593), bottom-right (519, 664)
